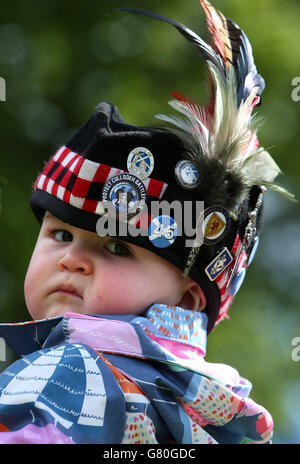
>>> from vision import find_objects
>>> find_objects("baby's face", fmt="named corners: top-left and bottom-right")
top-left (24, 212), bottom-right (190, 320)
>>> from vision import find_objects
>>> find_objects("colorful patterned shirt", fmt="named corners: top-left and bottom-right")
top-left (0, 304), bottom-right (273, 444)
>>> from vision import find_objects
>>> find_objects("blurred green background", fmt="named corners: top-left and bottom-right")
top-left (0, 0), bottom-right (299, 444)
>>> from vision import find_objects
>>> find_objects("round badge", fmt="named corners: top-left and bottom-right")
top-left (175, 160), bottom-right (200, 189)
top-left (102, 173), bottom-right (147, 216)
top-left (196, 205), bottom-right (230, 245)
top-left (148, 215), bottom-right (178, 248)
top-left (127, 147), bottom-right (154, 180)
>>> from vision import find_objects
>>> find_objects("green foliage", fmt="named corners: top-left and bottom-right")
top-left (0, 0), bottom-right (299, 443)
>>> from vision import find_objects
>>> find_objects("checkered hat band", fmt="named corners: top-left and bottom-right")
top-left (34, 146), bottom-right (168, 215)
top-left (215, 235), bottom-right (247, 324)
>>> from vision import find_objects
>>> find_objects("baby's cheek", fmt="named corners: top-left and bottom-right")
top-left (94, 289), bottom-right (131, 311)
top-left (25, 257), bottom-right (41, 290)
top-left (91, 264), bottom-right (160, 315)
top-left (92, 274), bottom-right (144, 314)
top-left (24, 254), bottom-right (45, 313)
top-left (24, 262), bottom-right (35, 299)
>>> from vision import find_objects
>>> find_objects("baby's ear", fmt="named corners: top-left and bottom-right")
top-left (177, 279), bottom-right (206, 312)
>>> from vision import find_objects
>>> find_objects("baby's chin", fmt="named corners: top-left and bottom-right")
top-left (28, 301), bottom-right (86, 320)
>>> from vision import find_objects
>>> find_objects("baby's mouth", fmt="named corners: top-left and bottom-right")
top-left (51, 284), bottom-right (83, 300)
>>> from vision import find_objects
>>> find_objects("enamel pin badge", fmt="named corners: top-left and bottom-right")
top-left (175, 160), bottom-right (200, 189)
top-left (127, 147), bottom-right (154, 180)
top-left (196, 205), bottom-right (230, 245)
top-left (205, 247), bottom-right (233, 281)
top-left (102, 173), bottom-right (147, 216)
top-left (148, 215), bottom-right (178, 248)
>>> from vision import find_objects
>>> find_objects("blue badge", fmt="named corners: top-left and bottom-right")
top-left (102, 173), bottom-right (147, 215)
top-left (175, 160), bottom-right (200, 189)
top-left (148, 215), bottom-right (178, 248)
top-left (205, 247), bottom-right (233, 282)
top-left (229, 268), bottom-right (247, 297)
top-left (127, 147), bottom-right (154, 180)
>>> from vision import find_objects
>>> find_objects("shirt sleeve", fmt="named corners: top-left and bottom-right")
top-left (0, 343), bottom-right (126, 444)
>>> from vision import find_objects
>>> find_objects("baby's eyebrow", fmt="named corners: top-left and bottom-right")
top-left (43, 213), bottom-right (63, 226)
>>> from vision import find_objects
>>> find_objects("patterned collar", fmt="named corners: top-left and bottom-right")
top-left (0, 305), bottom-right (208, 362)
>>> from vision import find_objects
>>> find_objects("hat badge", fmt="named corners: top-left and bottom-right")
top-left (148, 215), bottom-right (178, 248)
top-left (175, 160), bottom-right (200, 189)
top-left (196, 205), bottom-right (231, 245)
top-left (102, 173), bottom-right (147, 217)
top-left (127, 147), bottom-right (154, 180)
top-left (205, 247), bottom-right (233, 282)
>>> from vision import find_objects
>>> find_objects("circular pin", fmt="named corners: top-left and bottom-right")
top-left (127, 147), bottom-right (154, 180)
top-left (175, 160), bottom-right (200, 189)
top-left (102, 173), bottom-right (147, 216)
top-left (196, 205), bottom-right (230, 245)
top-left (148, 215), bottom-right (178, 248)
top-left (229, 268), bottom-right (246, 297)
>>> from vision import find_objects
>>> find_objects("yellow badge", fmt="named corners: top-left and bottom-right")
top-left (196, 205), bottom-right (230, 245)
top-left (205, 212), bottom-right (226, 238)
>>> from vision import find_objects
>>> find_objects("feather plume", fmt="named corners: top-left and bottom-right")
top-left (119, 2), bottom-right (296, 209)
top-left (199, 0), bottom-right (265, 104)
top-left (200, 0), bottom-right (234, 68)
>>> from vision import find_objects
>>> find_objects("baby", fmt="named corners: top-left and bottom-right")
top-left (24, 211), bottom-right (206, 321)
top-left (0, 0), bottom-right (293, 445)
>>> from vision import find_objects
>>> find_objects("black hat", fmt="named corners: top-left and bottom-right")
top-left (30, 101), bottom-right (263, 333)
top-left (30, 2), bottom-right (293, 333)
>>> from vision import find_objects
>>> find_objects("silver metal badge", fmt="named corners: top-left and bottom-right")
top-left (175, 160), bottom-right (200, 189)
top-left (127, 147), bottom-right (154, 180)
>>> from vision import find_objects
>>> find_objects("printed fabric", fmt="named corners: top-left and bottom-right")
top-left (0, 305), bottom-right (273, 444)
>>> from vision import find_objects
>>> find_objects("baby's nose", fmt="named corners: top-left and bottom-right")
top-left (58, 250), bottom-right (93, 275)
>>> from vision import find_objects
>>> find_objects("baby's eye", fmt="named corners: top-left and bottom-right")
top-left (105, 241), bottom-right (131, 256)
top-left (52, 230), bottom-right (73, 242)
